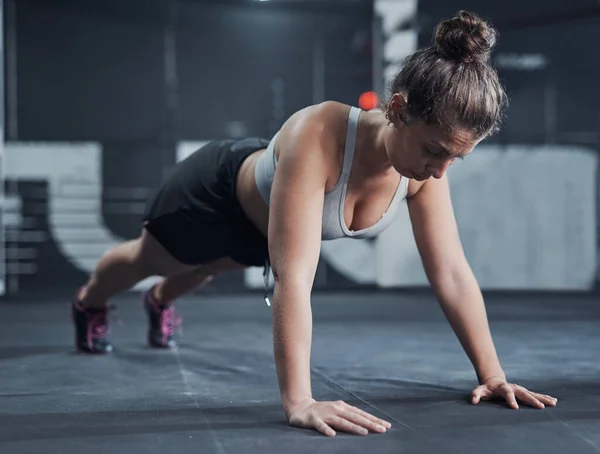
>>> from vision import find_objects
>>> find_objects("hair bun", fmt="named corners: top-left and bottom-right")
top-left (433, 11), bottom-right (497, 64)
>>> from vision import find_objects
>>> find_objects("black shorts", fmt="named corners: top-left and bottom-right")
top-left (142, 137), bottom-right (271, 268)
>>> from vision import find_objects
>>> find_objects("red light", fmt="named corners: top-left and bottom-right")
top-left (359, 91), bottom-right (378, 111)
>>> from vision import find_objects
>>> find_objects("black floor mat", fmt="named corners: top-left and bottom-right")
top-left (0, 291), bottom-right (598, 453)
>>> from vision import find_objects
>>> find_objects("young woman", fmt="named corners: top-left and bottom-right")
top-left (72, 10), bottom-right (558, 436)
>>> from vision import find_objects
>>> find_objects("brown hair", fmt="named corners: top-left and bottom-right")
top-left (389, 11), bottom-right (508, 138)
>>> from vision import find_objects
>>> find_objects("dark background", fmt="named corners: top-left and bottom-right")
top-left (11, 0), bottom-right (374, 142)
top-left (3, 0), bottom-right (376, 294)
top-left (417, 0), bottom-right (600, 146)
top-left (2, 0), bottom-right (599, 295)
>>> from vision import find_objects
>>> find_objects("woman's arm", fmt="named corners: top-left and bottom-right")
top-left (407, 175), bottom-right (557, 409)
top-left (267, 105), bottom-right (392, 436)
top-left (407, 175), bottom-right (504, 383)
top-left (268, 111), bottom-right (330, 415)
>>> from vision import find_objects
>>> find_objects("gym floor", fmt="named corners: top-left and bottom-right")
top-left (0, 290), bottom-right (598, 453)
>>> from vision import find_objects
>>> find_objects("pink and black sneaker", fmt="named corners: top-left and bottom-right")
top-left (142, 286), bottom-right (181, 349)
top-left (71, 292), bottom-right (114, 354)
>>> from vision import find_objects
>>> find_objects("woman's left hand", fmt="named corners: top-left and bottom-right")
top-left (471, 376), bottom-right (558, 409)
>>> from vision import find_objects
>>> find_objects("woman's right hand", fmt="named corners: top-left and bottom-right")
top-left (287, 397), bottom-right (392, 437)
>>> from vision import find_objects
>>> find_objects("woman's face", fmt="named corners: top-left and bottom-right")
top-left (383, 94), bottom-right (480, 181)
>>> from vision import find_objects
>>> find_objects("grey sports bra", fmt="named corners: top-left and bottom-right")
top-left (254, 106), bottom-right (409, 241)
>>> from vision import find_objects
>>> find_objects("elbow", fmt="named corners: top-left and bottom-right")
top-left (427, 255), bottom-right (472, 294)
top-left (271, 265), bottom-right (314, 300)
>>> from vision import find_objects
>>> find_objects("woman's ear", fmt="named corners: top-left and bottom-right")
top-left (386, 93), bottom-right (412, 125)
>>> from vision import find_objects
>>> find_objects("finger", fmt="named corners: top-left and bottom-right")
top-left (515, 389), bottom-right (548, 409)
top-left (471, 386), bottom-right (492, 404)
top-left (514, 387), bottom-right (558, 402)
top-left (345, 404), bottom-right (392, 429)
top-left (314, 419), bottom-right (336, 437)
top-left (502, 387), bottom-right (519, 409)
top-left (339, 402), bottom-right (390, 427)
top-left (519, 391), bottom-right (545, 409)
top-left (530, 393), bottom-right (557, 407)
top-left (471, 387), bottom-right (482, 404)
top-left (341, 410), bottom-right (388, 434)
top-left (535, 394), bottom-right (558, 406)
top-left (327, 416), bottom-right (370, 436)
top-left (513, 386), bottom-right (547, 409)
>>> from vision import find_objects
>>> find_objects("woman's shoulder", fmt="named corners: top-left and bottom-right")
top-left (278, 101), bottom-right (352, 148)
top-left (269, 102), bottom-right (352, 184)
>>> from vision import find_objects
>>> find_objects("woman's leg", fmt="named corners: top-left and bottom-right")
top-left (77, 228), bottom-right (195, 309)
top-left (72, 228), bottom-right (198, 354)
top-left (143, 258), bottom-right (247, 349)
top-left (150, 257), bottom-right (245, 304)
top-left (73, 226), bottom-right (249, 353)
top-left (152, 270), bottom-right (213, 305)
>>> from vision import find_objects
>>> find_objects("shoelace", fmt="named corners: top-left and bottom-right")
top-left (85, 307), bottom-right (109, 349)
top-left (159, 306), bottom-right (183, 343)
top-left (82, 304), bottom-right (122, 350)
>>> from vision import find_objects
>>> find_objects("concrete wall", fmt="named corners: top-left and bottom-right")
top-left (4, 141), bottom-right (597, 293)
